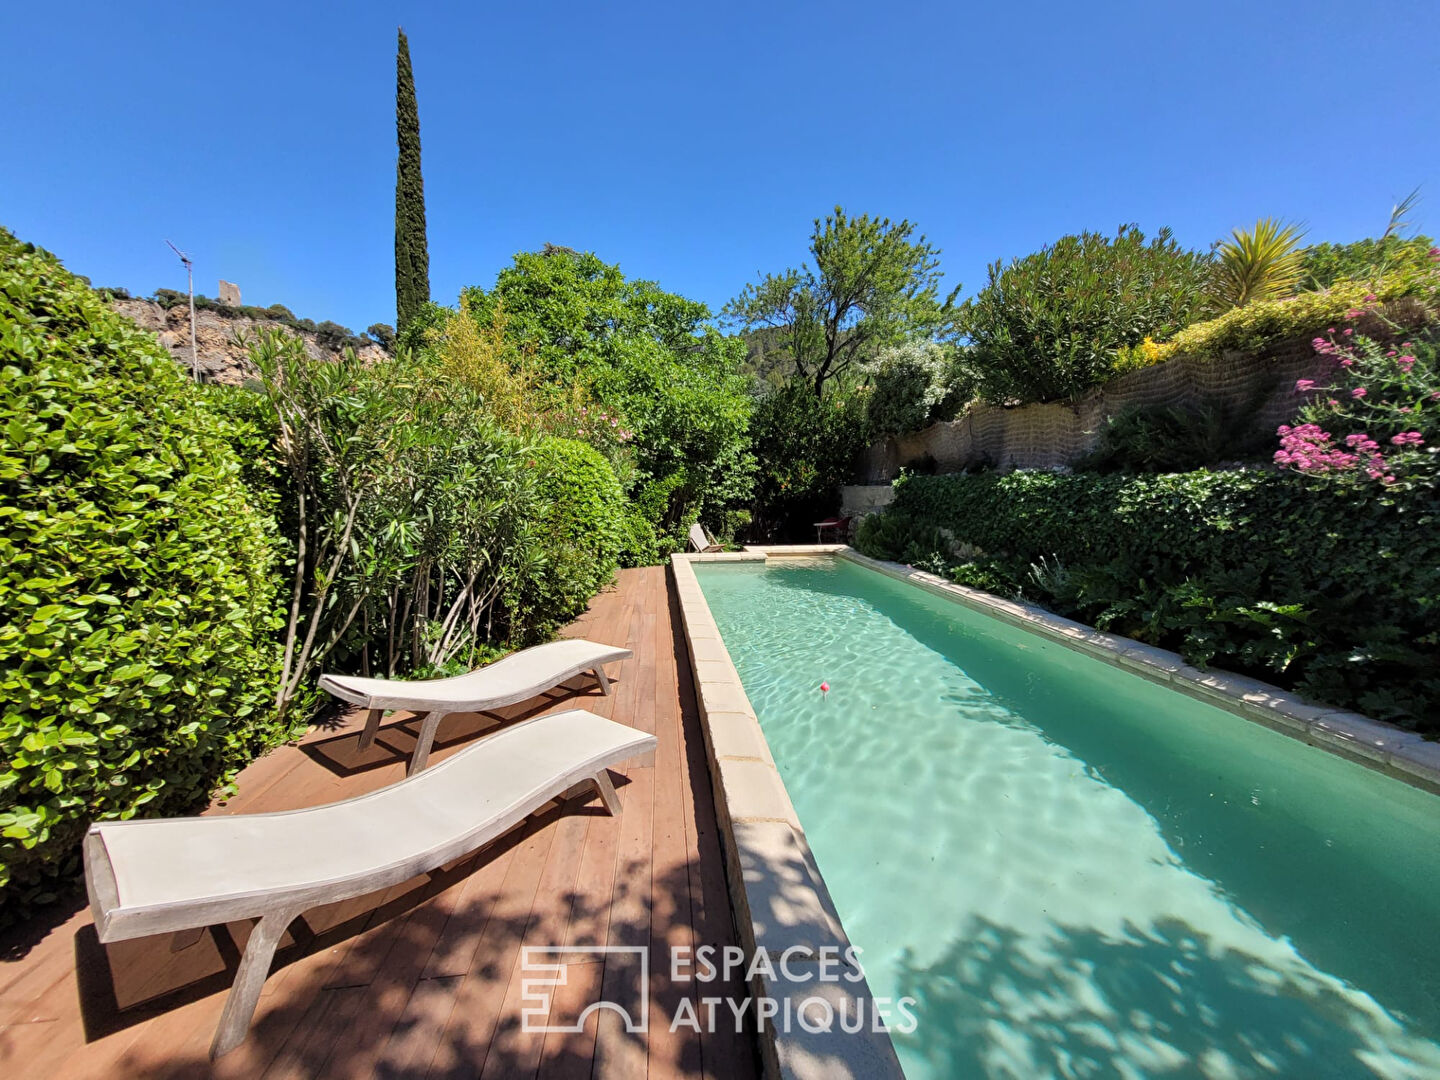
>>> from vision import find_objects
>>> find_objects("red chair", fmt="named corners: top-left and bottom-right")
top-left (813, 515), bottom-right (851, 543)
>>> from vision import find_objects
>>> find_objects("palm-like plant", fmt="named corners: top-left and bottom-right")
top-left (1209, 218), bottom-right (1307, 309)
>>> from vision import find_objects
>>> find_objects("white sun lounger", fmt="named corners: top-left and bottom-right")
top-left (688, 522), bottom-right (722, 553)
top-left (318, 638), bottom-right (632, 774)
top-left (83, 708), bottom-right (656, 1059)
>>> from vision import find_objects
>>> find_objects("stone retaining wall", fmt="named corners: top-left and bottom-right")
top-left (860, 336), bottom-right (1329, 481)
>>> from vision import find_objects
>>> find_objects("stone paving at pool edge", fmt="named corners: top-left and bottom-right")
top-left (670, 552), bottom-right (907, 1080)
top-left (671, 544), bottom-right (1440, 1079)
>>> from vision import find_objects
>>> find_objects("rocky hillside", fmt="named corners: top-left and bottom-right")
top-left (111, 298), bottom-right (389, 385)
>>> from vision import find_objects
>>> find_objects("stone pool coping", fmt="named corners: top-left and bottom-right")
top-left (671, 547), bottom-right (906, 1080)
top-left (672, 544), bottom-right (1440, 1078)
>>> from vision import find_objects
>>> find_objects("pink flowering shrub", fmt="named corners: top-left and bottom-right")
top-left (1277, 309), bottom-right (1439, 487)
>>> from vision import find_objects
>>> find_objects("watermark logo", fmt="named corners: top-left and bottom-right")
top-left (520, 945), bottom-right (649, 1033)
top-left (519, 944), bottom-right (917, 1036)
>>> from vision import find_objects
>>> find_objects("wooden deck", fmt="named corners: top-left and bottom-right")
top-left (0, 566), bottom-right (758, 1079)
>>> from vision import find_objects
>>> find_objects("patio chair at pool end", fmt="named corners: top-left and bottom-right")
top-left (813, 515), bottom-right (850, 543)
top-left (688, 522), bottom-right (723, 553)
top-left (83, 709), bottom-right (656, 1060)
top-left (318, 637), bottom-right (632, 775)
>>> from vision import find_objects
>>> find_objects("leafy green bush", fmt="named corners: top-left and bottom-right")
top-left (0, 229), bottom-right (286, 912)
top-left (1114, 266), bottom-right (1440, 373)
top-left (961, 226), bottom-right (1212, 403)
top-left (858, 468), bottom-right (1440, 729)
top-left (1300, 235), bottom-right (1437, 291)
top-left (854, 509), bottom-right (923, 561)
top-left (1076, 399), bottom-right (1273, 473)
top-left (863, 340), bottom-right (970, 436)
top-left (510, 438), bottom-right (624, 641)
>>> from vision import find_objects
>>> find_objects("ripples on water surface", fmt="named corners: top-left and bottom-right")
top-left (694, 558), bottom-right (1440, 1080)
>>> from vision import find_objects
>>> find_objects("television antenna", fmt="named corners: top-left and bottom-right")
top-left (165, 239), bottom-right (199, 381)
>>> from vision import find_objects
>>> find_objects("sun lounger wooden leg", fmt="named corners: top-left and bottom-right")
top-left (408, 711), bottom-right (446, 776)
top-left (210, 910), bottom-right (294, 1059)
top-left (591, 769), bottom-right (622, 815)
top-left (357, 708), bottom-right (384, 751)
top-left (593, 666), bottom-right (612, 695)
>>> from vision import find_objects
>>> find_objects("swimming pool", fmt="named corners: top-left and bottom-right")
top-left (693, 556), bottom-right (1440, 1080)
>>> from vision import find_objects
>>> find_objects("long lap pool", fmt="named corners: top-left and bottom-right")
top-left (693, 556), bottom-right (1440, 1080)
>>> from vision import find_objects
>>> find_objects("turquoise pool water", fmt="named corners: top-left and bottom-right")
top-left (693, 557), bottom-right (1440, 1080)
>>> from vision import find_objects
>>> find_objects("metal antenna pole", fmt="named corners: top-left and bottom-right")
top-left (165, 240), bottom-right (199, 381)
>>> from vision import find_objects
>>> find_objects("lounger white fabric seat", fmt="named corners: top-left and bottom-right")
top-left (84, 708), bottom-right (655, 1059)
top-left (319, 637), bottom-right (632, 774)
top-left (688, 522), bottom-right (722, 553)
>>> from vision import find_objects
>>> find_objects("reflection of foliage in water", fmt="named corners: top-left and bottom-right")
top-left (894, 916), bottom-right (1439, 1080)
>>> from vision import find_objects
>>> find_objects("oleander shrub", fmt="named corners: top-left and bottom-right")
top-left (0, 229), bottom-right (286, 914)
top-left (508, 438), bottom-right (625, 642)
top-left (857, 468), bottom-right (1440, 729)
top-left (961, 226), bottom-right (1212, 404)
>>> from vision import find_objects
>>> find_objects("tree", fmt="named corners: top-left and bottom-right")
top-left (724, 208), bottom-right (960, 397)
top-left (394, 27), bottom-right (430, 331)
top-left (748, 381), bottom-right (869, 539)
top-left (366, 322), bottom-right (398, 351)
top-left (962, 225), bottom-right (1211, 404)
top-left (462, 248), bottom-right (755, 541)
top-left (1208, 218), bottom-right (1306, 310)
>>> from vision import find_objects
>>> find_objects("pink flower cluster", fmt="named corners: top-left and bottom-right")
top-left (1391, 431), bottom-right (1425, 447)
top-left (1275, 424), bottom-right (1394, 483)
top-left (574, 406), bottom-right (634, 442)
top-left (1275, 424), bottom-right (1356, 472)
top-left (1311, 335), bottom-right (1355, 363)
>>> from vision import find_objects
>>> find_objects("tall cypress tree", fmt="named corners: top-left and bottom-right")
top-left (394, 27), bottom-right (429, 331)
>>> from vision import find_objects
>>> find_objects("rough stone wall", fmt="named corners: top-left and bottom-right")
top-left (111, 299), bottom-right (388, 386)
top-left (840, 483), bottom-right (895, 519)
top-left (859, 335), bottom-right (1334, 482)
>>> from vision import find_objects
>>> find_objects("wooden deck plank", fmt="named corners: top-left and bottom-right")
top-left (418, 807), bottom-right (567, 1080)
top-left (591, 757), bottom-right (656, 1079)
top-left (535, 958), bottom-right (605, 1079)
top-left (0, 568), bottom-right (758, 1080)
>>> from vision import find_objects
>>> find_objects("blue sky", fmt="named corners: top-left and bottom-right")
top-left (3, 1), bottom-right (1437, 335)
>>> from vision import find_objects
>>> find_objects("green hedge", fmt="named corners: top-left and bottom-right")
top-left (0, 230), bottom-right (286, 913)
top-left (509, 437), bottom-right (624, 642)
top-left (858, 469), bottom-right (1440, 730)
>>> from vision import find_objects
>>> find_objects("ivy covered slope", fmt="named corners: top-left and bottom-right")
top-left (0, 229), bottom-right (285, 911)
top-left (858, 469), bottom-right (1440, 730)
